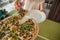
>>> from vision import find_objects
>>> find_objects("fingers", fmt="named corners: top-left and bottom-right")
top-left (15, 0), bottom-right (19, 2)
top-left (39, 3), bottom-right (44, 12)
top-left (17, 1), bottom-right (21, 7)
top-left (21, 1), bottom-right (24, 6)
top-left (14, 1), bottom-right (18, 10)
top-left (14, 0), bottom-right (25, 10)
top-left (14, 4), bottom-right (19, 10)
top-left (14, 0), bottom-right (21, 10)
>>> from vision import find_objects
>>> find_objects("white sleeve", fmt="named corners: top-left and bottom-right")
top-left (39, 0), bottom-right (45, 4)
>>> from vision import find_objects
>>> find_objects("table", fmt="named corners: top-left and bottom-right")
top-left (8, 10), bottom-right (60, 40)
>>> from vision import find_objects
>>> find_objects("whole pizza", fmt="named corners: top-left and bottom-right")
top-left (0, 10), bottom-right (38, 40)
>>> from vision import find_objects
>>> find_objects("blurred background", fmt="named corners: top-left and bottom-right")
top-left (0, 0), bottom-right (60, 23)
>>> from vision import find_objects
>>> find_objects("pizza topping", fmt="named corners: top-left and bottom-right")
top-left (0, 12), bottom-right (38, 40)
top-left (8, 37), bottom-right (15, 40)
top-left (10, 25), bottom-right (17, 31)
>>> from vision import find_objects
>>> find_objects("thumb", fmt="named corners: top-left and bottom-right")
top-left (21, 0), bottom-right (25, 6)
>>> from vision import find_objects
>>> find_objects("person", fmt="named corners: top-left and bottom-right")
top-left (14, 0), bottom-right (45, 11)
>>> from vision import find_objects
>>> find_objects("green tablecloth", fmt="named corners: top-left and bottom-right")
top-left (36, 20), bottom-right (60, 40)
top-left (8, 10), bottom-right (60, 40)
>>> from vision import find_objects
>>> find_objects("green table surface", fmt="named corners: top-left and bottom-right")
top-left (8, 10), bottom-right (60, 40)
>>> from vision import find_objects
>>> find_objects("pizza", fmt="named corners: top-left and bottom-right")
top-left (0, 10), bottom-right (38, 40)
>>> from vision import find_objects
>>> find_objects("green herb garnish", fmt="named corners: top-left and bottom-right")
top-left (20, 23), bottom-right (33, 31)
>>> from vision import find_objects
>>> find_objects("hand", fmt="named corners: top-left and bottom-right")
top-left (39, 3), bottom-right (44, 12)
top-left (14, 0), bottom-right (24, 10)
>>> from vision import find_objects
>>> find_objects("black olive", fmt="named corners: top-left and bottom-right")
top-left (0, 31), bottom-right (5, 39)
top-left (28, 38), bottom-right (32, 40)
top-left (27, 34), bottom-right (33, 37)
top-left (19, 30), bottom-right (25, 36)
top-left (20, 13), bottom-right (24, 17)
top-left (23, 36), bottom-right (26, 38)
top-left (1, 32), bottom-right (5, 36)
